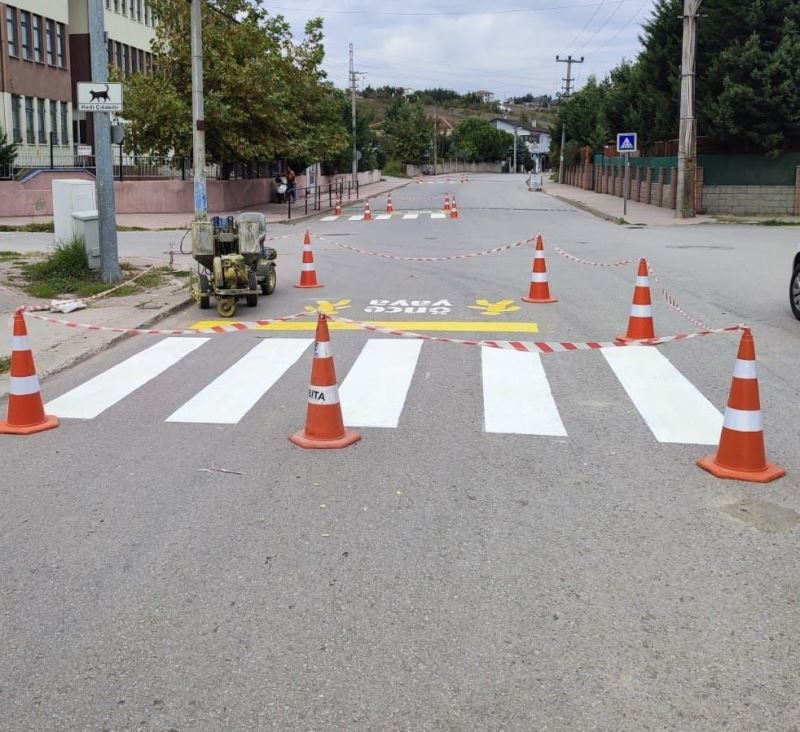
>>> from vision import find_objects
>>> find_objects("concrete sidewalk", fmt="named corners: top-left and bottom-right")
top-left (543, 180), bottom-right (716, 226)
top-left (0, 176), bottom-right (410, 231)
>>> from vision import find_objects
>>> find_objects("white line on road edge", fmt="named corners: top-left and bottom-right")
top-left (601, 346), bottom-right (723, 444)
top-left (482, 348), bottom-right (567, 436)
top-left (46, 338), bottom-right (209, 419)
top-left (167, 339), bottom-right (312, 424)
top-left (339, 340), bottom-right (423, 428)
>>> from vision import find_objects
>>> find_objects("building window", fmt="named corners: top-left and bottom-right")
top-left (107, 39), bottom-right (113, 65)
top-left (6, 7), bottom-right (18, 57)
top-left (106, 0), bottom-right (111, 7)
top-left (122, 44), bottom-right (129, 75)
top-left (121, 0), bottom-right (127, 15)
top-left (115, 42), bottom-right (122, 69)
top-left (25, 97), bottom-right (34, 144)
top-left (32, 15), bottom-right (42, 62)
top-left (45, 19), bottom-right (54, 65)
top-left (114, 0), bottom-right (120, 12)
top-left (50, 101), bottom-right (58, 145)
top-left (61, 102), bottom-right (69, 146)
top-left (37, 99), bottom-right (47, 143)
top-left (137, 0), bottom-right (142, 22)
top-left (11, 95), bottom-right (22, 143)
top-left (20, 11), bottom-right (31, 60)
top-left (57, 23), bottom-right (65, 67)
top-left (144, 3), bottom-right (150, 26)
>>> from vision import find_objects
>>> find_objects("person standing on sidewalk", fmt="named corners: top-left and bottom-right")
top-left (286, 168), bottom-right (297, 203)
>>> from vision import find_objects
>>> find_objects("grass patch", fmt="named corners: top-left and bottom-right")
top-left (382, 160), bottom-right (409, 178)
top-left (172, 270), bottom-right (191, 277)
top-left (0, 355), bottom-right (10, 374)
top-left (0, 250), bottom-right (24, 261)
top-left (117, 225), bottom-right (149, 232)
top-left (0, 222), bottom-right (55, 233)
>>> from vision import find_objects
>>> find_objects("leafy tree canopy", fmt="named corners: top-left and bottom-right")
top-left (450, 117), bottom-right (513, 162)
top-left (381, 98), bottom-right (433, 165)
top-left (122, 0), bottom-right (347, 169)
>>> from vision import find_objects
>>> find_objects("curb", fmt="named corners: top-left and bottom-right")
top-left (545, 191), bottom-right (626, 225)
top-left (0, 294), bottom-right (194, 401)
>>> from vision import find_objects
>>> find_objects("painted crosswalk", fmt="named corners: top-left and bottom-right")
top-left (45, 338), bottom-right (724, 445)
top-left (320, 212), bottom-right (447, 222)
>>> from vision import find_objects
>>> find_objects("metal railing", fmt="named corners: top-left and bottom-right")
top-left (285, 178), bottom-right (359, 219)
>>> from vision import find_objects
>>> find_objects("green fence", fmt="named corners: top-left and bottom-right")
top-left (593, 152), bottom-right (800, 186)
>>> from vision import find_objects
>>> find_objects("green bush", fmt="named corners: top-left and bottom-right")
top-left (23, 236), bottom-right (93, 298)
top-left (383, 159), bottom-right (408, 177)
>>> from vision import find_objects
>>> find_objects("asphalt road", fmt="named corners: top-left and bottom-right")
top-left (2, 175), bottom-right (799, 731)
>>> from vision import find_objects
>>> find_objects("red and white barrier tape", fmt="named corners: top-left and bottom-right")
top-left (551, 244), bottom-right (635, 268)
top-left (318, 234), bottom-right (537, 262)
top-left (22, 309), bottom-right (311, 336)
top-left (326, 313), bottom-right (744, 353)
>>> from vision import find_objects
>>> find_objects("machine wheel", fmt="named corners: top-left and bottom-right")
top-left (791, 262), bottom-right (800, 320)
top-left (198, 273), bottom-right (210, 310)
top-left (261, 264), bottom-right (276, 295)
top-left (217, 296), bottom-right (236, 317)
top-left (246, 272), bottom-right (258, 307)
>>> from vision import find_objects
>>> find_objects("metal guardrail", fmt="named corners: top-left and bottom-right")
top-left (285, 178), bottom-right (359, 220)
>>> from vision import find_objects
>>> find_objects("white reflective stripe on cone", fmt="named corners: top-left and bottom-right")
top-left (732, 359), bottom-right (758, 379)
top-left (9, 374), bottom-right (40, 396)
top-left (629, 304), bottom-right (653, 317)
top-left (314, 341), bottom-right (332, 358)
top-left (301, 263), bottom-right (316, 271)
top-left (636, 276), bottom-right (650, 287)
top-left (303, 244), bottom-right (312, 252)
top-left (12, 336), bottom-right (31, 351)
top-left (308, 384), bottom-right (340, 405)
top-left (534, 251), bottom-right (545, 259)
top-left (723, 406), bottom-right (763, 432)
top-left (530, 272), bottom-right (549, 283)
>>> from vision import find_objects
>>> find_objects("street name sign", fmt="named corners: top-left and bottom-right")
top-left (617, 132), bottom-right (637, 153)
top-left (77, 82), bottom-right (123, 112)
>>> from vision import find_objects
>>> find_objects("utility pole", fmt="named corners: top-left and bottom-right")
top-left (190, 0), bottom-right (207, 220)
top-left (432, 110), bottom-right (438, 176)
top-left (675, 0), bottom-right (702, 218)
top-left (349, 43), bottom-right (358, 188)
top-left (556, 54), bottom-right (583, 184)
top-left (88, 0), bottom-right (120, 282)
top-left (513, 125), bottom-right (518, 174)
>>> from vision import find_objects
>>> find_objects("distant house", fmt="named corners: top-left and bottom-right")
top-left (474, 90), bottom-right (494, 104)
top-left (490, 118), bottom-right (551, 172)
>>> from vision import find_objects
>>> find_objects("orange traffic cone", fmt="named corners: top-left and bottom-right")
top-left (293, 230), bottom-right (323, 289)
top-left (521, 235), bottom-right (557, 304)
top-left (0, 309), bottom-right (58, 435)
top-left (335, 198), bottom-right (342, 216)
top-left (289, 313), bottom-right (362, 450)
top-left (386, 194), bottom-right (394, 213)
top-left (450, 197), bottom-right (459, 219)
top-left (443, 194), bottom-right (451, 211)
top-left (364, 200), bottom-right (372, 220)
top-left (617, 258), bottom-right (655, 342)
top-left (697, 329), bottom-right (785, 482)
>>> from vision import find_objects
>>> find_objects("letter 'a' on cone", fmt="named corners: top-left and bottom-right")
top-left (293, 230), bottom-right (323, 289)
top-left (289, 313), bottom-right (362, 450)
top-left (697, 329), bottom-right (785, 483)
top-left (450, 197), bottom-right (459, 219)
top-left (0, 310), bottom-right (58, 435)
top-left (364, 200), bottom-right (372, 220)
top-left (617, 258), bottom-right (656, 342)
top-left (521, 235), bottom-right (557, 304)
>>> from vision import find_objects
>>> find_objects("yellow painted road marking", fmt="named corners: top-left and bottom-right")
top-left (191, 320), bottom-right (540, 333)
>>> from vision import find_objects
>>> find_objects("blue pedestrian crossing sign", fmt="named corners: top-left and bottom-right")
top-left (617, 132), bottom-right (637, 153)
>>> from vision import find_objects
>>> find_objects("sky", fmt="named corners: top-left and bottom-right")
top-left (265, 0), bottom-right (660, 100)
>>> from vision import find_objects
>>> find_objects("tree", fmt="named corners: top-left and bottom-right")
top-left (0, 126), bottom-right (18, 167)
top-left (122, 0), bottom-right (347, 172)
top-left (382, 98), bottom-right (432, 165)
top-left (450, 118), bottom-right (513, 162)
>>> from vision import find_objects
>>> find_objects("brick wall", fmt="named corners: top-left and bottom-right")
top-left (701, 186), bottom-right (796, 215)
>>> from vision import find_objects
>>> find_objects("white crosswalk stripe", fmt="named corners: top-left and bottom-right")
top-left (167, 339), bottom-right (312, 424)
top-left (46, 338), bottom-right (724, 445)
top-left (46, 337), bottom-right (209, 419)
top-left (317, 212), bottom-right (447, 222)
top-left (340, 340), bottom-right (423, 428)
top-left (602, 347), bottom-right (723, 444)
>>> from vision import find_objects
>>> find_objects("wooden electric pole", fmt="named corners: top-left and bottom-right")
top-left (675, 0), bottom-right (702, 218)
top-left (556, 55), bottom-right (583, 184)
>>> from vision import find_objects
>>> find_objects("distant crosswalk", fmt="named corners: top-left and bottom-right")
top-left (44, 337), bottom-right (724, 444)
top-left (320, 211), bottom-right (449, 222)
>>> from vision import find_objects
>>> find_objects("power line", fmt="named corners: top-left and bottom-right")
top-left (576, 0), bottom-right (627, 49)
top-left (266, 1), bottom-right (636, 17)
top-left (565, 0), bottom-right (610, 51)
top-left (585, 0), bottom-right (652, 55)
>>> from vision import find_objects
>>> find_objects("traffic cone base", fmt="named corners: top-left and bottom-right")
top-left (696, 454), bottom-right (785, 483)
top-left (289, 429), bottom-right (361, 450)
top-left (0, 414), bottom-right (59, 435)
top-left (521, 294), bottom-right (557, 304)
top-left (1, 310), bottom-right (59, 435)
top-left (293, 283), bottom-right (323, 289)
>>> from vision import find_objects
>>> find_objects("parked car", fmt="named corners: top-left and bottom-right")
top-left (792, 243), bottom-right (800, 320)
